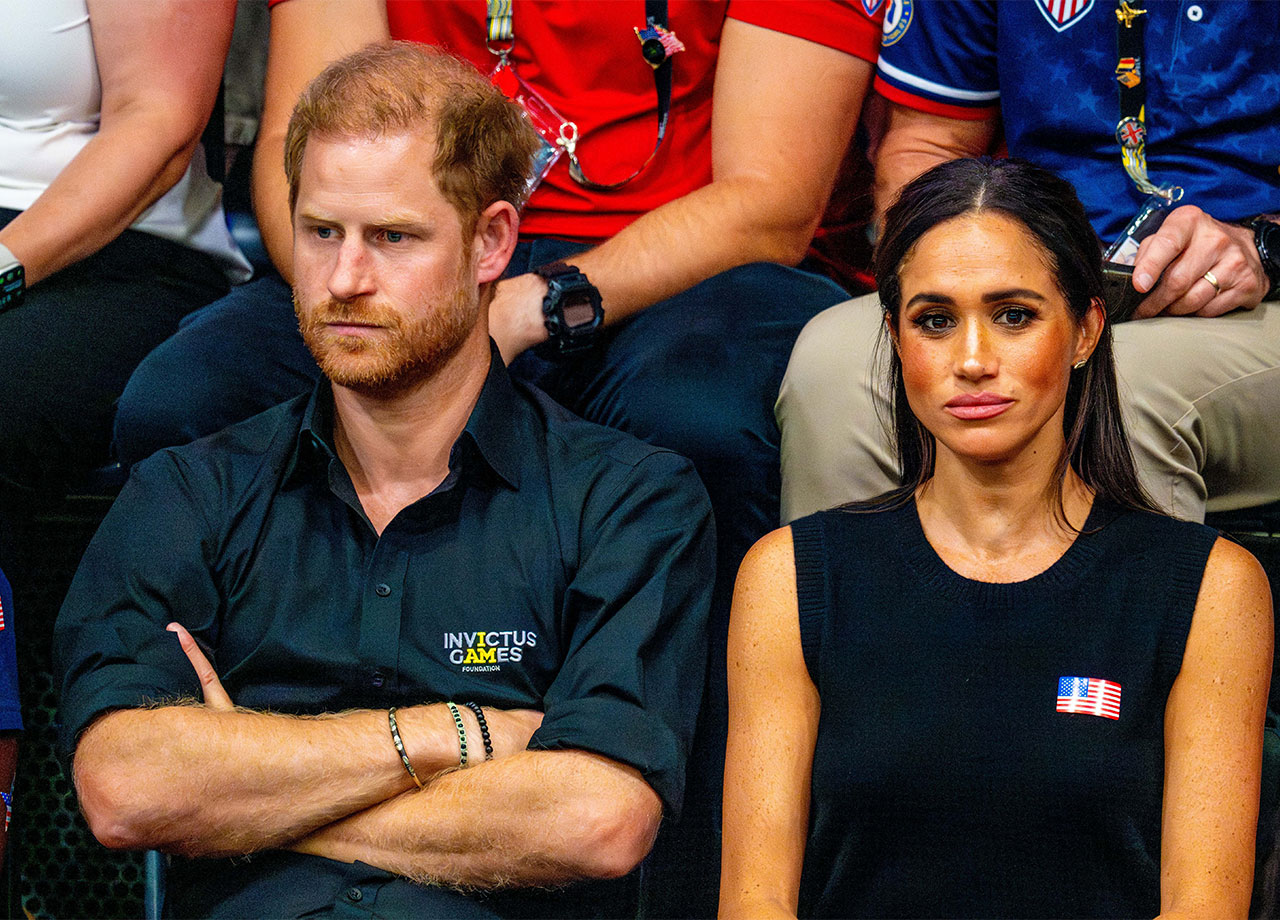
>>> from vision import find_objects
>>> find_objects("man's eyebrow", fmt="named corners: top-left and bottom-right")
top-left (375, 213), bottom-right (434, 230)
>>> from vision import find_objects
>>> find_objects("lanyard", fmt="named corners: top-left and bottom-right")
top-left (485, 0), bottom-right (677, 191)
top-left (1113, 0), bottom-right (1181, 202)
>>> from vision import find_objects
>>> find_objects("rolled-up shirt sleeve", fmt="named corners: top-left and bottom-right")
top-left (54, 451), bottom-right (221, 762)
top-left (728, 0), bottom-right (884, 63)
top-left (528, 450), bottom-right (715, 818)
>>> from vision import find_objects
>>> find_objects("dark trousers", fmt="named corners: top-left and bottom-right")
top-left (114, 241), bottom-right (849, 917)
top-left (114, 272), bottom-right (312, 465)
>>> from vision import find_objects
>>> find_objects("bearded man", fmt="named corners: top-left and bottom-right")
top-left (54, 42), bottom-right (714, 920)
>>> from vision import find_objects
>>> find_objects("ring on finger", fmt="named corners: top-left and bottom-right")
top-left (1202, 269), bottom-right (1222, 294)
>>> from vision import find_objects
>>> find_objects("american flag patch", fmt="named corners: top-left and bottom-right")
top-left (0, 594), bottom-right (5, 631)
top-left (1057, 676), bottom-right (1121, 719)
top-left (1034, 0), bottom-right (1095, 31)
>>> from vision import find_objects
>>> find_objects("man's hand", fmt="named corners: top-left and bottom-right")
top-left (489, 273), bottom-right (550, 364)
top-left (1132, 205), bottom-right (1269, 318)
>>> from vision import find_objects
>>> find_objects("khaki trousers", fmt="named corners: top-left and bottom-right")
top-left (777, 292), bottom-right (1280, 523)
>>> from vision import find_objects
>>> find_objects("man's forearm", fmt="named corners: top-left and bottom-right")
top-left (293, 749), bottom-right (663, 887)
top-left (73, 702), bottom-right (462, 857)
top-left (583, 24), bottom-right (874, 316)
top-left (570, 172), bottom-right (835, 324)
top-left (488, 170), bottom-right (831, 360)
top-left (489, 22), bottom-right (872, 359)
top-left (873, 104), bottom-right (997, 224)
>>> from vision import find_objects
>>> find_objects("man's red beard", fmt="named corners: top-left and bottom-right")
top-left (294, 281), bottom-right (479, 398)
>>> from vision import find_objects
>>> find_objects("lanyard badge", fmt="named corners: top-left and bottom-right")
top-left (486, 1), bottom-right (567, 198)
top-left (1104, 192), bottom-right (1174, 265)
top-left (488, 56), bottom-right (569, 200)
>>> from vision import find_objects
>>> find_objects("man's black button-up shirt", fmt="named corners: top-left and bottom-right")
top-left (55, 351), bottom-right (714, 917)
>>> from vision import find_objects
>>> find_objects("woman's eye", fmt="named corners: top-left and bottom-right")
top-left (998, 307), bottom-right (1036, 326)
top-left (383, 230), bottom-right (404, 243)
top-left (914, 312), bottom-right (953, 332)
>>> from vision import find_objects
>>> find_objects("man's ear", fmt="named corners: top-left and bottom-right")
top-left (472, 201), bottom-right (519, 285)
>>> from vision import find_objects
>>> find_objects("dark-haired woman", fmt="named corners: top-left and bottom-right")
top-left (719, 158), bottom-right (1271, 919)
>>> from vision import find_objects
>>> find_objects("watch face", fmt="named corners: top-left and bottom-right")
top-left (538, 264), bottom-right (603, 356)
top-left (562, 292), bottom-right (598, 330)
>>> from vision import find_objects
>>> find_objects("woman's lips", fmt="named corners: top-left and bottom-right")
top-left (945, 393), bottom-right (1014, 420)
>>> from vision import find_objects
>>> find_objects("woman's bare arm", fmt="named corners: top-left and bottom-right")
top-left (1159, 537), bottom-right (1273, 918)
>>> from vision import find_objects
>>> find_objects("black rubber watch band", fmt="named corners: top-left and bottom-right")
top-left (1244, 216), bottom-right (1280, 299)
top-left (532, 261), bottom-right (604, 357)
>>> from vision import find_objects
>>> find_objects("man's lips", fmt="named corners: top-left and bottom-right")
top-left (324, 320), bottom-right (385, 336)
top-left (945, 392), bottom-right (1014, 420)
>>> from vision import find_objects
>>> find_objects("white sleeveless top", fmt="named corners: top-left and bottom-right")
top-left (0, 0), bottom-right (250, 281)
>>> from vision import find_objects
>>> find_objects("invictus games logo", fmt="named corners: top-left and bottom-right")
top-left (444, 630), bottom-right (537, 672)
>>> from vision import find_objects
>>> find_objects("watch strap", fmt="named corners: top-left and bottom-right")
top-left (532, 260), bottom-right (578, 282)
top-left (1245, 216), bottom-right (1280, 299)
top-left (0, 241), bottom-right (25, 312)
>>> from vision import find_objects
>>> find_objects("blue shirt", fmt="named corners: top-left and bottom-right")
top-left (874, 0), bottom-right (1280, 239)
top-left (55, 349), bottom-right (715, 918)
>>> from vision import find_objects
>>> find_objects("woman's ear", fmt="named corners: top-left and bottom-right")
top-left (884, 311), bottom-right (901, 356)
top-left (1074, 297), bottom-right (1106, 366)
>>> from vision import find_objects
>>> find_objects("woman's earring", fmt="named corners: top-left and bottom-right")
top-left (1073, 359), bottom-right (1088, 369)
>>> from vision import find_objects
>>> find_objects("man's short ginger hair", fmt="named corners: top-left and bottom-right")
top-left (284, 41), bottom-right (538, 229)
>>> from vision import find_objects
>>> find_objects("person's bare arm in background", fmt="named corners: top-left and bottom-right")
top-left (252, 0), bottom-right (389, 284)
top-left (488, 20), bottom-right (874, 361)
top-left (0, 0), bottom-right (236, 286)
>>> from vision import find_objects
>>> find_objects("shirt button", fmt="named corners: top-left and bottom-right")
top-left (1186, 4), bottom-right (1203, 20)
top-left (345, 887), bottom-right (363, 902)
top-left (370, 669), bottom-right (385, 688)
top-left (374, 583), bottom-right (392, 597)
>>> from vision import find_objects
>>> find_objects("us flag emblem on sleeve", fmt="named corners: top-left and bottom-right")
top-left (1057, 676), bottom-right (1121, 719)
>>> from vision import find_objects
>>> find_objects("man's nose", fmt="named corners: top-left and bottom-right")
top-left (327, 239), bottom-right (375, 301)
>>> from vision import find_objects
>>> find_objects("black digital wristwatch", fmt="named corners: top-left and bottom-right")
top-left (0, 242), bottom-right (24, 313)
top-left (532, 261), bottom-right (604, 356)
